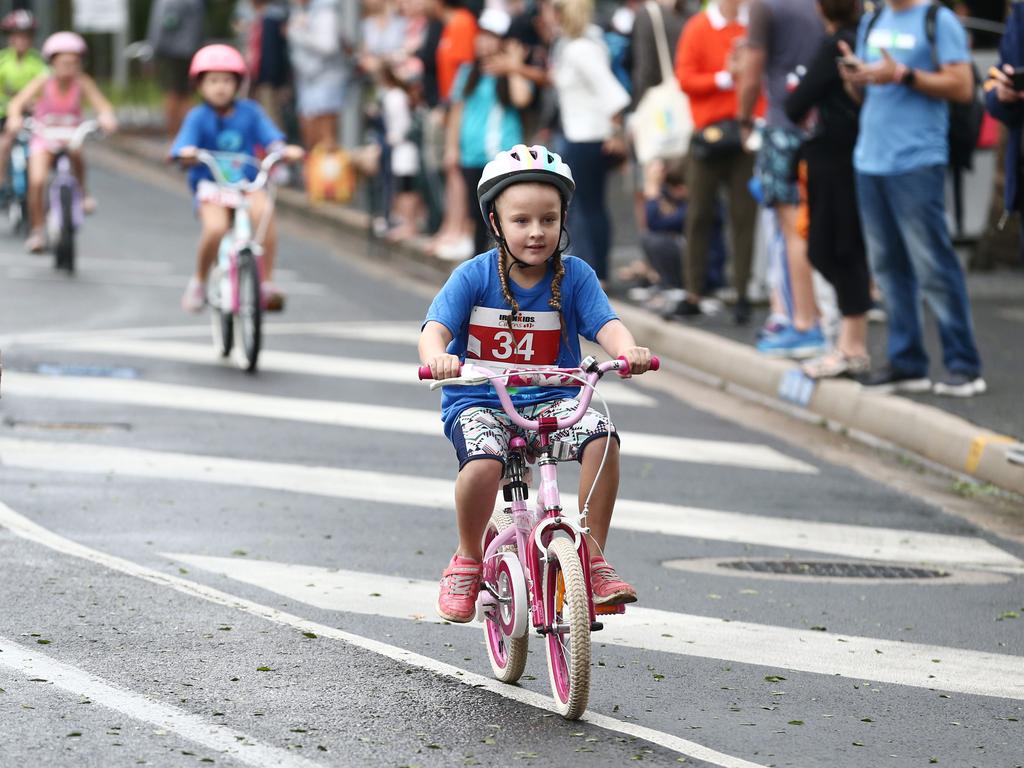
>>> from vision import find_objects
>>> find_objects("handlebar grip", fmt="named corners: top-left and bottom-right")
top-left (417, 365), bottom-right (434, 380)
top-left (615, 355), bottom-right (661, 375)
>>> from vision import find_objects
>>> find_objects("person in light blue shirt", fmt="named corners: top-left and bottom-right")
top-left (837, 0), bottom-right (984, 397)
top-left (446, 8), bottom-right (532, 256)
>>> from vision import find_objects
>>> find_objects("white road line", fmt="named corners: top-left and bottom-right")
top-left (0, 637), bottom-right (323, 768)
top-left (0, 438), bottom-right (1015, 568)
top-left (166, 554), bottom-right (1024, 702)
top-left (52, 337), bottom-right (657, 408)
top-left (0, 321), bottom-right (423, 348)
top-left (0, 501), bottom-right (766, 768)
top-left (1, 372), bottom-right (817, 474)
top-left (0, 269), bottom-right (329, 295)
top-left (0, 253), bottom-right (175, 272)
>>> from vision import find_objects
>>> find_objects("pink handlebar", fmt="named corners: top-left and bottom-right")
top-left (417, 355), bottom-right (659, 381)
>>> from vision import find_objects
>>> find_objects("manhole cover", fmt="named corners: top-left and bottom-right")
top-left (718, 560), bottom-right (949, 579)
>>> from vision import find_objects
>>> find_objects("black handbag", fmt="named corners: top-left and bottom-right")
top-left (690, 119), bottom-right (743, 160)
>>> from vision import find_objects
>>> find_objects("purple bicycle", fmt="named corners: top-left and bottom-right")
top-left (420, 354), bottom-right (659, 719)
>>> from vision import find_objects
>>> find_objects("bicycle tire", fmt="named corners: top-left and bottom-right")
top-left (55, 185), bottom-right (74, 273)
top-left (483, 513), bottom-right (528, 683)
top-left (543, 536), bottom-right (591, 719)
top-left (233, 250), bottom-right (261, 372)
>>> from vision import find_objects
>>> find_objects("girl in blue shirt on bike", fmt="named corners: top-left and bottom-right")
top-left (170, 44), bottom-right (303, 313)
top-left (419, 144), bottom-right (653, 623)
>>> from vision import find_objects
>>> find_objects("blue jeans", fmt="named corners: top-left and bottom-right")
top-left (856, 166), bottom-right (981, 378)
top-left (561, 140), bottom-right (611, 281)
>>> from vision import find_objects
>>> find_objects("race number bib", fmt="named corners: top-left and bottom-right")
top-left (466, 306), bottom-right (561, 370)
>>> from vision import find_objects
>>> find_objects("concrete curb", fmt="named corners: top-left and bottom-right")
top-left (103, 135), bottom-right (1024, 498)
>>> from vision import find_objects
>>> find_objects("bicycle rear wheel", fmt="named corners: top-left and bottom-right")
top-left (232, 250), bottom-right (261, 372)
top-left (483, 512), bottom-right (528, 683)
top-left (543, 536), bottom-right (591, 719)
top-left (54, 185), bottom-right (74, 273)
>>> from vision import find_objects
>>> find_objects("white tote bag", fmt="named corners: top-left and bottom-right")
top-left (631, 1), bottom-right (693, 164)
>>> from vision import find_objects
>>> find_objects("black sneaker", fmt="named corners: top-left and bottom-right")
top-left (665, 300), bottom-right (702, 320)
top-left (856, 365), bottom-right (932, 394)
top-left (733, 298), bottom-right (752, 326)
top-left (933, 373), bottom-right (987, 397)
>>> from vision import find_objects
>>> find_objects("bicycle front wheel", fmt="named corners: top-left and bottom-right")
top-left (232, 251), bottom-right (261, 372)
top-left (55, 185), bottom-right (74, 273)
top-left (543, 536), bottom-right (591, 719)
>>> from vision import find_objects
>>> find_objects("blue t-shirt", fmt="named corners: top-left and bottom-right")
top-left (170, 99), bottom-right (285, 191)
top-left (854, 3), bottom-right (968, 175)
top-left (451, 64), bottom-right (525, 169)
top-left (424, 250), bottom-right (618, 439)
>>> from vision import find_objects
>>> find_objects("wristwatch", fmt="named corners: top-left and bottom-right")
top-left (901, 67), bottom-right (916, 87)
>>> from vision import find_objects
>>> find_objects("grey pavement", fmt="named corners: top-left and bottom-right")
top-left (0, 157), bottom-right (1022, 768)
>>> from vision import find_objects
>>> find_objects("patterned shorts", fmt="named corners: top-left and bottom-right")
top-left (756, 126), bottom-right (804, 207)
top-left (451, 399), bottom-right (618, 470)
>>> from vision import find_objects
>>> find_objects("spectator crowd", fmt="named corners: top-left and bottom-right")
top-left (144, 0), bottom-right (1024, 399)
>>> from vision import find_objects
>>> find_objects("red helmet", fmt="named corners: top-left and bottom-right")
top-left (189, 44), bottom-right (247, 80)
top-left (41, 31), bottom-right (87, 61)
top-left (1, 10), bottom-right (36, 32)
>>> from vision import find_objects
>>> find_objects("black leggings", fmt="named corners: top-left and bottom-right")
top-left (461, 165), bottom-right (491, 256)
top-left (805, 147), bottom-right (872, 317)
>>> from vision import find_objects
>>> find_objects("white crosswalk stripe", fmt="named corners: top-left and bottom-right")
top-left (166, 554), bottom-right (1024, 702)
top-left (0, 438), bottom-right (1016, 568)
top-left (50, 337), bottom-right (659, 408)
top-left (1, 372), bottom-right (817, 474)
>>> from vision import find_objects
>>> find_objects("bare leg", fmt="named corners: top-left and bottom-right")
top-left (837, 314), bottom-right (869, 358)
top-left (776, 204), bottom-right (818, 331)
top-left (196, 202), bottom-right (230, 282)
top-left (578, 437), bottom-right (620, 556)
top-left (0, 131), bottom-right (13, 188)
top-left (313, 113), bottom-right (339, 149)
top-left (454, 458), bottom-right (503, 562)
top-left (247, 190), bottom-right (277, 280)
top-left (69, 151), bottom-right (87, 196)
top-left (27, 149), bottom-right (52, 232)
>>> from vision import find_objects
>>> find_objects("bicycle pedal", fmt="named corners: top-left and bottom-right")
top-left (595, 603), bottom-right (626, 616)
top-left (590, 621), bottom-right (604, 632)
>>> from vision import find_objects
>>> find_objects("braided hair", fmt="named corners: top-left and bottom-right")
top-left (492, 197), bottom-right (571, 340)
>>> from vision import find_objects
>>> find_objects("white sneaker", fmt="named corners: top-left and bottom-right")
top-left (933, 374), bottom-right (987, 398)
top-left (180, 277), bottom-right (206, 313)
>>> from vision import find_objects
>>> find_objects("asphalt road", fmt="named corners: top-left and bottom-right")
top-left (0, 155), bottom-right (1022, 768)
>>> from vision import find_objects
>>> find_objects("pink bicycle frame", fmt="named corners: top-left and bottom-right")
top-left (419, 356), bottom-right (660, 632)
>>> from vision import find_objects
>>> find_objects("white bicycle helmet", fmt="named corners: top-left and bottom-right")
top-left (476, 144), bottom-right (575, 223)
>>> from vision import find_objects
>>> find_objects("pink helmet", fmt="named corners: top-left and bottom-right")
top-left (41, 31), bottom-right (87, 61)
top-left (189, 44), bottom-right (247, 80)
top-left (1, 10), bottom-right (36, 32)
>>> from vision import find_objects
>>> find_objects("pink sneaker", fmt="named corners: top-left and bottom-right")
top-left (436, 554), bottom-right (482, 623)
top-left (181, 277), bottom-right (206, 313)
top-left (590, 556), bottom-right (637, 606)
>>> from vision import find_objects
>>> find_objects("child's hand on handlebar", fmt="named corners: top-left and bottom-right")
top-left (175, 146), bottom-right (198, 166)
top-left (426, 354), bottom-right (462, 380)
top-left (282, 144), bottom-right (306, 163)
top-left (99, 111), bottom-right (118, 135)
top-left (621, 346), bottom-right (653, 375)
top-left (5, 115), bottom-right (22, 135)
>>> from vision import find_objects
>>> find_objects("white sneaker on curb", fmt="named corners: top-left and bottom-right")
top-left (933, 374), bottom-right (987, 398)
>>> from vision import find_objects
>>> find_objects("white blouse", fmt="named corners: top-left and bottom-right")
top-left (552, 29), bottom-right (630, 143)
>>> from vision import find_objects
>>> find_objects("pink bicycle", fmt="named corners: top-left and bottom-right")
top-left (419, 354), bottom-right (659, 719)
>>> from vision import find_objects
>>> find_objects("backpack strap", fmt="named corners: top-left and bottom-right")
top-left (925, 2), bottom-right (940, 71)
top-left (863, 1), bottom-right (884, 51)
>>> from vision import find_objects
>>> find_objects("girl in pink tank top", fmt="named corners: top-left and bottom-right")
top-left (5, 31), bottom-right (117, 252)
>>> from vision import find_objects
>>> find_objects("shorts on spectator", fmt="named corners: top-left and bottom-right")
top-left (394, 174), bottom-right (417, 193)
top-left (757, 126), bottom-right (804, 207)
top-left (155, 55), bottom-right (192, 97)
top-left (451, 399), bottom-right (618, 470)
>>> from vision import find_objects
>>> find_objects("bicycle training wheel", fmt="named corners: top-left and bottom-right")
top-left (543, 536), bottom-right (591, 719)
top-left (207, 272), bottom-right (233, 358)
top-left (54, 185), bottom-right (74, 273)
top-left (232, 250), bottom-right (261, 372)
top-left (482, 513), bottom-right (528, 683)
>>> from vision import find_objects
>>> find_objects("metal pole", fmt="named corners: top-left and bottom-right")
top-left (113, 0), bottom-right (129, 90)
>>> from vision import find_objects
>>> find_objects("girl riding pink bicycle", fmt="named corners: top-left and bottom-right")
top-left (418, 143), bottom-right (653, 624)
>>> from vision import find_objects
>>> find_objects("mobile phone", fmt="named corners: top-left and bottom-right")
top-left (1011, 66), bottom-right (1024, 91)
top-left (836, 56), bottom-right (859, 71)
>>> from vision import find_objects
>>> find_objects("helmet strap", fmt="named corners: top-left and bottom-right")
top-left (489, 201), bottom-right (569, 272)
